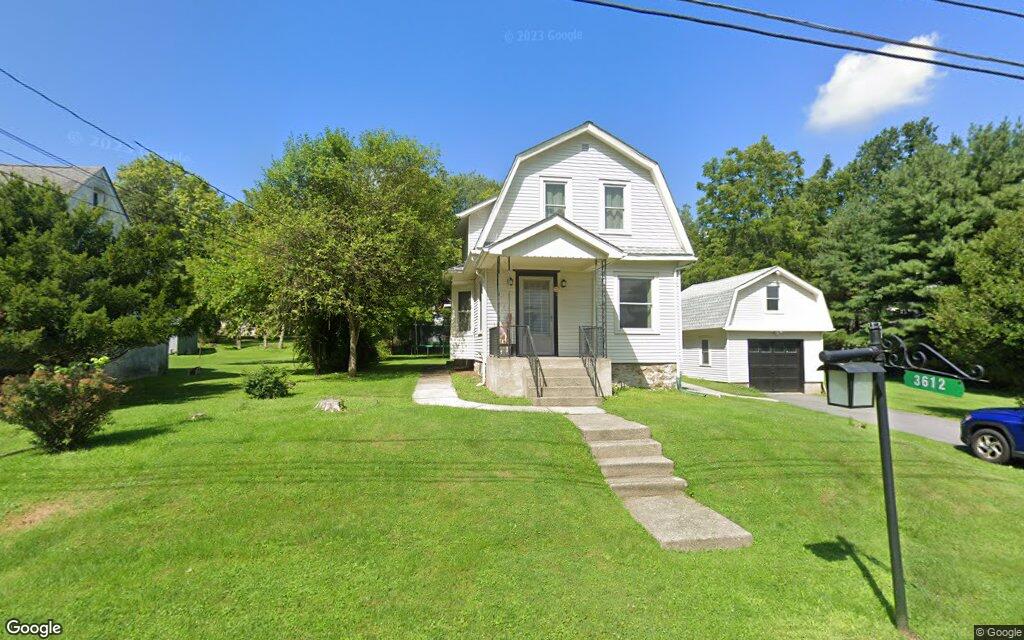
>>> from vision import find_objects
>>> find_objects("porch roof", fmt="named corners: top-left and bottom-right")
top-left (483, 216), bottom-right (625, 260)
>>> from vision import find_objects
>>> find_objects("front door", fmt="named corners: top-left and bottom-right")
top-left (518, 276), bottom-right (556, 356)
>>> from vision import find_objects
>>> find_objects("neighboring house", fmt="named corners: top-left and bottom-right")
top-left (1, 163), bottom-right (168, 379)
top-left (679, 266), bottom-right (834, 393)
top-left (0, 164), bottom-right (129, 232)
top-left (449, 122), bottom-right (695, 402)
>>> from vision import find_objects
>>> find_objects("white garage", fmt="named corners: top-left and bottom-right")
top-left (679, 266), bottom-right (834, 393)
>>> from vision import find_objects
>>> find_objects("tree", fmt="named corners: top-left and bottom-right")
top-left (0, 177), bottom-right (186, 374)
top-left (246, 129), bottom-right (457, 374)
top-left (686, 136), bottom-right (821, 285)
top-left (448, 171), bottom-right (500, 214)
top-left (932, 209), bottom-right (1024, 389)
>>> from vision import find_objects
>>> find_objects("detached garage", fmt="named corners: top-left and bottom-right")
top-left (679, 266), bottom-right (834, 393)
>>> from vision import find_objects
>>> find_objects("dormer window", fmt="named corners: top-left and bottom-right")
top-left (767, 284), bottom-right (780, 311)
top-left (544, 181), bottom-right (566, 218)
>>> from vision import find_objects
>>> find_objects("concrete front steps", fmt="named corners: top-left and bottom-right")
top-left (528, 358), bottom-right (602, 407)
top-left (567, 413), bottom-right (752, 552)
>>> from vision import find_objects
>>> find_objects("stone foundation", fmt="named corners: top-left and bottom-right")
top-left (612, 363), bottom-right (678, 389)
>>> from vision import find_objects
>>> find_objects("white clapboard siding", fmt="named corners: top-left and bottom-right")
top-left (729, 273), bottom-right (828, 331)
top-left (725, 332), bottom-right (826, 384)
top-left (680, 329), bottom-right (730, 381)
top-left (487, 134), bottom-right (683, 254)
top-left (603, 264), bottom-right (681, 363)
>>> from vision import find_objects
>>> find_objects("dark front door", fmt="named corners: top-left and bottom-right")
top-left (748, 339), bottom-right (803, 392)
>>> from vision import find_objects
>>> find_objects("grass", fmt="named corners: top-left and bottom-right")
top-left (450, 370), bottom-right (531, 405)
top-left (884, 380), bottom-right (1020, 420)
top-left (681, 375), bottom-right (766, 397)
top-left (1, 345), bottom-right (1020, 639)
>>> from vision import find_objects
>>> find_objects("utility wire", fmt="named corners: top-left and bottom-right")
top-left (929, 0), bottom-right (1024, 19)
top-left (0, 64), bottom-right (249, 205)
top-left (569, 0), bottom-right (1024, 81)
top-left (673, 0), bottom-right (1024, 69)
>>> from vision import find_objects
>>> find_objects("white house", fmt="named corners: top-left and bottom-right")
top-left (679, 266), bottom-right (834, 393)
top-left (449, 122), bottom-right (695, 404)
top-left (0, 164), bottom-right (129, 232)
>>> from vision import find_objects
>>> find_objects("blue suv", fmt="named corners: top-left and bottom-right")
top-left (960, 408), bottom-right (1024, 464)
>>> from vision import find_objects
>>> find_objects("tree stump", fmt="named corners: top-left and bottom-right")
top-left (315, 398), bottom-right (345, 413)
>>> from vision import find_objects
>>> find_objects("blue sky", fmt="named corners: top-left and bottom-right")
top-left (2, 0), bottom-right (1022, 208)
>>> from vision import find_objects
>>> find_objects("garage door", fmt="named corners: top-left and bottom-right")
top-left (748, 339), bottom-right (803, 392)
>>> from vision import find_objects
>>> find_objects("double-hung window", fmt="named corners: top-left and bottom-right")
top-left (766, 284), bottom-right (780, 311)
top-left (603, 184), bottom-right (625, 231)
top-left (544, 181), bottom-right (566, 218)
top-left (700, 339), bottom-right (710, 365)
top-left (456, 291), bottom-right (472, 332)
top-left (619, 277), bottom-right (653, 329)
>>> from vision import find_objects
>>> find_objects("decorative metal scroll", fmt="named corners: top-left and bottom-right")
top-left (881, 334), bottom-right (987, 382)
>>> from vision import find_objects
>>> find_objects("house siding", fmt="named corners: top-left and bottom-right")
top-left (680, 328), bottom-right (729, 381)
top-left (725, 331), bottom-right (825, 385)
top-left (604, 264), bottom-right (680, 364)
top-left (728, 273), bottom-right (830, 331)
top-left (486, 134), bottom-right (682, 254)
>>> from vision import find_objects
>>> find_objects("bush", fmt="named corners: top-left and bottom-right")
top-left (0, 359), bottom-right (126, 452)
top-left (242, 366), bottom-right (294, 399)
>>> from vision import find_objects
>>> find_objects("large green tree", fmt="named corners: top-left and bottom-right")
top-left (242, 129), bottom-right (458, 374)
top-left (0, 177), bottom-right (187, 374)
top-left (686, 136), bottom-right (826, 285)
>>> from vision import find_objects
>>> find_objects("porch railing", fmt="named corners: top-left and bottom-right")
top-left (488, 325), bottom-right (546, 397)
top-left (578, 325), bottom-right (605, 398)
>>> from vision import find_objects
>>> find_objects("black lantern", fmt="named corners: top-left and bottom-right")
top-left (560, 278), bottom-right (568, 288)
top-left (819, 361), bottom-right (883, 408)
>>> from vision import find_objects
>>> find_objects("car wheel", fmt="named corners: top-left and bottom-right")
top-left (970, 428), bottom-right (1012, 465)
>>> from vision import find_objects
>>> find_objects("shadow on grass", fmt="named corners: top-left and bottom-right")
top-left (806, 535), bottom-right (895, 625)
top-left (952, 444), bottom-right (1024, 470)
top-left (86, 426), bottom-right (175, 449)
top-left (911, 405), bottom-right (975, 420)
top-left (120, 369), bottom-right (242, 408)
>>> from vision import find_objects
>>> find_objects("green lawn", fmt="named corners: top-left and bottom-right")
top-left (450, 370), bottom-right (531, 405)
top-left (1, 345), bottom-right (1021, 639)
top-left (681, 375), bottom-right (767, 397)
top-left (884, 380), bottom-right (1020, 419)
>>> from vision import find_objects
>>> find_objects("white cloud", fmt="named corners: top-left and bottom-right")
top-left (807, 34), bottom-right (941, 131)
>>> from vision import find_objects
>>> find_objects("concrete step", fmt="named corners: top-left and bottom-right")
top-left (608, 475), bottom-right (688, 498)
top-left (528, 385), bottom-right (595, 398)
top-left (544, 376), bottom-right (595, 388)
top-left (599, 455), bottom-right (675, 479)
top-left (537, 360), bottom-right (589, 372)
top-left (623, 494), bottom-right (753, 551)
top-left (590, 438), bottom-right (662, 460)
top-left (567, 416), bottom-right (651, 443)
top-left (532, 395), bottom-right (603, 407)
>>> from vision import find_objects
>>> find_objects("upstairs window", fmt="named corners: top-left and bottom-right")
top-left (544, 182), bottom-right (566, 218)
top-left (619, 277), bottom-right (652, 329)
top-left (456, 291), bottom-right (472, 332)
top-left (766, 284), bottom-right (780, 311)
top-left (92, 191), bottom-right (100, 206)
top-left (604, 184), bottom-right (625, 230)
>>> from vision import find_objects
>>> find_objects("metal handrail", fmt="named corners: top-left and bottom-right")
top-left (578, 326), bottom-right (604, 398)
top-left (519, 325), bottom-right (546, 398)
top-left (487, 324), bottom-right (546, 397)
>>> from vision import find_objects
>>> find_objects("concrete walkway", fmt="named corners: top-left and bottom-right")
top-left (679, 381), bottom-right (779, 402)
top-left (768, 392), bottom-right (962, 445)
top-left (413, 370), bottom-right (752, 551)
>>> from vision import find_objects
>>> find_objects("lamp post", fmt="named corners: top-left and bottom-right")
top-left (819, 322), bottom-right (907, 633)
top-left (819, 322), bottom-right (987, 635)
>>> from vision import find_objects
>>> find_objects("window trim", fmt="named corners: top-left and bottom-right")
top-left (616, 275), bottom-right (657, 334)
top-left (599, 180), bottom-right (631, 234)
top-left (540, 177), bottom-right (572, 220)
top-left (455, 290), bottom-right (472, 333)
top-left (700, 338), bottom-right (710, 366)
top-left (766, 282), bottom-right (781, 313)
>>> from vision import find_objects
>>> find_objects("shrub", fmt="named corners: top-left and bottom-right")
top-left (242, 366), bottom-right (294, 399)
top-left (0, 358), bottom-right (126, 453)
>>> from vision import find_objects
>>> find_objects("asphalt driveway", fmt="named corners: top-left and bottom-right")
top-left (768, 393), bottom-right (962, 445)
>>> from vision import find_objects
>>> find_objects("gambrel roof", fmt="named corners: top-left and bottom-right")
top-left (473, 121), bottom-right (694, 255)
top-left (680, 266), bottom-right (831, 331)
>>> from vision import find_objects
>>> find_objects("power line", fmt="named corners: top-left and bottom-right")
top-left (928, 0), bottom-right (1024, 19)
top-left (673, 0), bottom-right (1024, 69)
top-left (0, 64), bottom-right (249, 204)
top-left (0, 156), bottom-right (130, 222)
top-left (569, 0), bottom-right (1024, 81)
